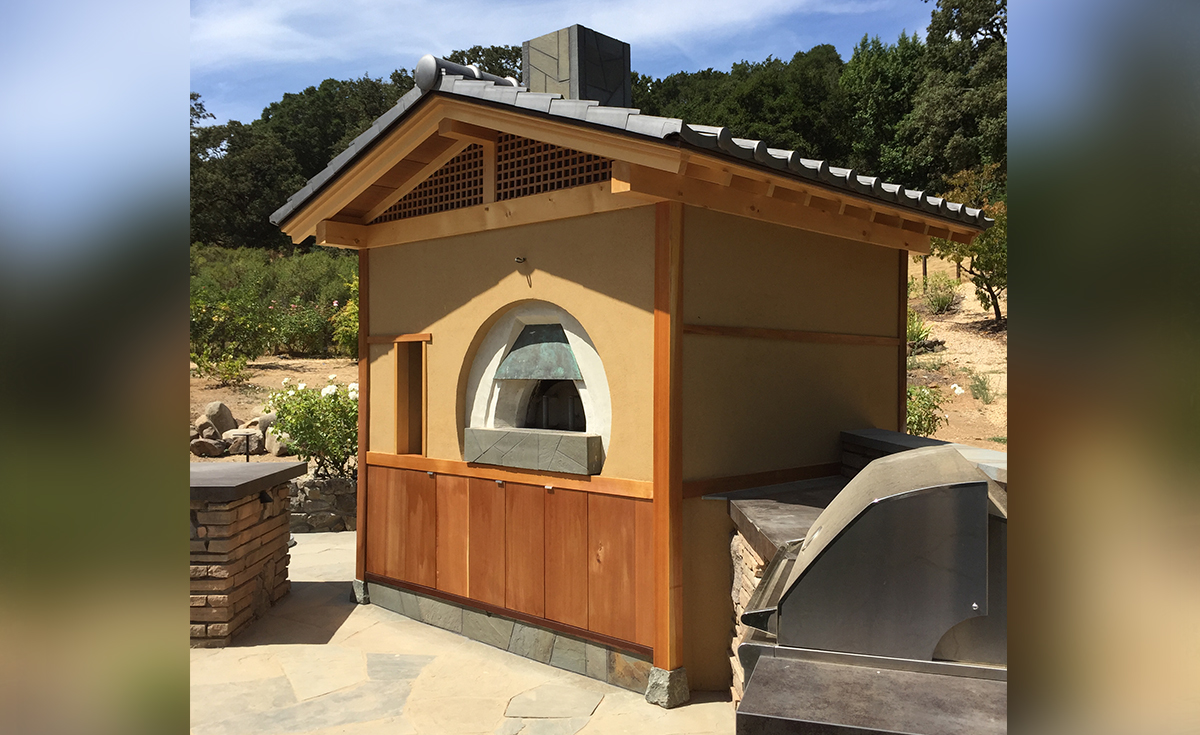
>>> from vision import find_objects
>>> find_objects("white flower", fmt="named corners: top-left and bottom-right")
top-left (287, 389), bottom-right (295, 396)
top-left (281, 377), bottom-right (290, 385)
top-left (348, 390), bottom-right (359, 401)
top-left (328, 374), bottom-right (337, 381)
top-left (348, 382), bottom-right (358, 392)
top-left (321, 384), bottom-right (337, 397)
top-left (951, 384), bottom-right (965, 395)
top-left (297, 383), bottom-right (306, 390)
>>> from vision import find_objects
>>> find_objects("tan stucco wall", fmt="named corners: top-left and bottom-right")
top-left (367, 205), bottom-right (657, 481)
top-left (682, 496), bottom-right (735, 691)
top-left (367, 343), bottom-right (395, 453)
top-left (682, 206), bottom-right (899, 335)
top-left (681, 207), bottom-right (902, 481)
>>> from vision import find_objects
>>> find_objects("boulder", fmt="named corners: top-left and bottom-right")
top-left (222, 429), bottom-right (265, 455)
top-left (244, 413), bottom-right (276, 435)
top-left (265, 429), bottom-right (293, 456)
top-left (189, 424), bottom-right (199, 441)
top-left (195, 417), bottom-right (220, 441)
top-left (190, 438), bottom-right (227, 457)
top-left (204, 402), bottom-right (238, 436)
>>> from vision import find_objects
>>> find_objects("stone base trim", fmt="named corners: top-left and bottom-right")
top-left (646, 666), bottom-right (690, 708)
top-left (367, 581), bottom-right (652, 693)
top-left (352, 579), bottom-right (370, 604)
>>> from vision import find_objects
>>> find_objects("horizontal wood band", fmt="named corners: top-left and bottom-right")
top-left (364, 573), bottom-right (654, 658)
top-left (365, 333), bottom-right (433, 344)
top-left (365, 452), bottom-right (653, 500)
top-left (683, 462), bottom-right (842, 498)
top-left (682, 323), bottom-right (902, 347)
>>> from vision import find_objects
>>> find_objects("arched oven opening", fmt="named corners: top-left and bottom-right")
top-left (523, 379), bottom-right (586, 432)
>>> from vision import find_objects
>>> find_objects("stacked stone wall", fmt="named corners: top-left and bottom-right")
top-left (190, 482), bottom-right (291, 646)
top-left (288, 474), bottom-right (357, 532)
top-left (729, 531), bottom-right (766, 704)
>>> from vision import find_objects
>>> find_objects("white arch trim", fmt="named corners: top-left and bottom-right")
top-left (465, 301), bottom-right (612, 455)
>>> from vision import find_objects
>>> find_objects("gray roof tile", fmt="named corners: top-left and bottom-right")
top-left (547, 98), bottom-right (599, 120)
top-left (270, 54), bottom-right (993, 231)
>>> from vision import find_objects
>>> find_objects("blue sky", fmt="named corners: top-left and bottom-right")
top-left (191, 0), bottom-right (933, 125)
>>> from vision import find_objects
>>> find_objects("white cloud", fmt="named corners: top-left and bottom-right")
top-left (190, 0), bottom-right (889, 72)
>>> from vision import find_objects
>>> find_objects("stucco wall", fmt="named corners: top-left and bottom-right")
top-left (367, 205), bottom-right (657, 481)
top-left (680, 207), bottom-right (902, 481)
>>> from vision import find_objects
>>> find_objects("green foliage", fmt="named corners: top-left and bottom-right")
top-left (190, 276), bottom-right (275, 377)
top-left (907, 355), bottom-right (946, 372)
top-left (906, 385), bottom-right (947, 437)
top-left (191, 119), bottom-right (307, 250)
top-left (924, 272), bottom-right (958, 313)
top-left (259, 74), bottom-right (413, 181)
top-left (190, 244), bottom-right (357, 358)
top-left (969, 372), bottom-right (996, 404)
top-left (633, 46), bottom-right (851, 159)
top-left (330, 275), bottom-right (360, 356)
top-left (893, 0), bottom-right (1007, 191)
top-left (273, 302), bottom-right (330, 355)
top-left (267, 378), bottom-right (359, 478)
top-left (840, 32), bottom-right (927, 180)
top-left (907, 275), bottom-right (918, 299)
top-left (194, 355), bottom-right (253, 387)
top-left (989, 436), bottom-right (1007, 444)
top-left (928, 163), bottom-right (1007, 321)
top-left (445, 45), bottom-right (522, 79)
top-left (907, 309), bottom-right (931, 343)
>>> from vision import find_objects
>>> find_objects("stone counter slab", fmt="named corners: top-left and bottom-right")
top-left (190, 461), bottom-right (308, 504)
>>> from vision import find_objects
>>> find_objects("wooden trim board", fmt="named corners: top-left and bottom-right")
top-left (897, 249), bottom-right (909, 432)
top-left (365, 452), bottom-right (652, 500)
top-left (355, 248), bottom-right (371, 581)
top-left (683, 462), bottom-right (843, 499)
top-left (682, 323), bottom-right (902, 347)
top-left (615, 161), bottom-right (935, 254)
top-left (366, 333), bottom-right (433, 344)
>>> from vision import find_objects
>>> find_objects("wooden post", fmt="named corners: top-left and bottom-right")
top-left (356, 248), bottom-right (371, 581)
top-left (898, 249), bottom-right (908, 433)
top-left (653, 201), bottom-right (684, 671)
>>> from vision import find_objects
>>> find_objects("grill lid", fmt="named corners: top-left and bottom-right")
top-left (771, 445), bottom-right (1002, 661)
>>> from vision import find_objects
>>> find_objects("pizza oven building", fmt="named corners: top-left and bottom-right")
top-left (271, 25), bottom-right (990, 704)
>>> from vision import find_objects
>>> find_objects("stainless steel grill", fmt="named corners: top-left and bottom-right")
top-left (736, 445), bottom-right (1007, 734)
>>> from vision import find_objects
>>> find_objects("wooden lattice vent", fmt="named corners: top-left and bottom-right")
top-left (369, 136), bottom-right (613, 224)
top-left (495, 134), bottom-right (612, 201)
top-left (371, 144), bottom-right (485, 224)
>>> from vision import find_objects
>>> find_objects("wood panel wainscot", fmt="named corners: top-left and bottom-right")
top-left (363, 461), bottom-right (655, 651)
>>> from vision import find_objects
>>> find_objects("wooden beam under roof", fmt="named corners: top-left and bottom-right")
top-left (612, 161), bottom-right (935, 253)
top-left (361, 136), bottom-right (471, 224)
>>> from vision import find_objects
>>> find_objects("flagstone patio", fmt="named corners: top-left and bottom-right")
top-left (190, 532), bottom-right (734, 734)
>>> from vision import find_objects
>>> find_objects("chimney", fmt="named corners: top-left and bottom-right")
top-left (522, 25), bottom-right (632, 108)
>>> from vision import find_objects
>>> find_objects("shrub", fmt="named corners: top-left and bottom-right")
top-left (969, 372), bottom-right (996, 404)
top-left (330, 275), bottom-right (359, 357)
top-left (190, 284), bottom-right (274, 381)
top-left (273, 301), bottom-right (331, 355)
top-left (906, 385), bottom-right (946, 437)
top-left (190, 243), bottom-right (357, 357)
top-left (907, 309), bottom-right (931, 343)
top-left (266, 377), bottom-right (359, 478)
top-left (194, 354), bottom-right (253, 386)
top-left (907, 275), bottom-right (918, 299)
top-left (924, 273), bottom-right (958, 314)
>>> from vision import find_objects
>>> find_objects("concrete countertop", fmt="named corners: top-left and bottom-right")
top-left (190, 461), bottom-right (309, 504)
top-left (709, 475), bottom-right (847, 564)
